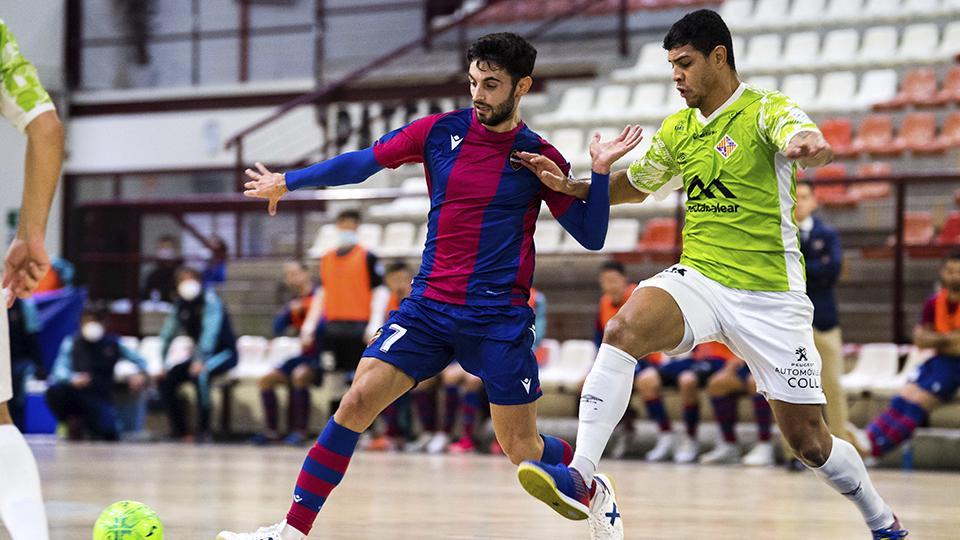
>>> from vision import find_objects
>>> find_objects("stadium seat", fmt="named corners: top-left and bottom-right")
top-left (813, 71), bottom-right (858, 113)
top-left (819, 118), bottom-right (855, 157)
top-left (935, 111), bottom-right (960, 148)
top-left (853, 69), bottom-right (898, 110)
top-left (902, 211), bottom-right (936, 246)
top-left (378, 222), bottom-right (417, 257)
top-left (903, 0), bottom-right (941, 16)
top-left (626, 83), bottom-right (668, 121)
top-left (138, 336), bottom-right (164, 376)
top-left (850, 162), bottom-right (892, 200)
top-left (113, 336), bottom-right (143, 381)
top-left (812, 163), bottom-right (852, 205)
top-left (720, 0), bottom-right (754, 32)
top-left (119, 336), bottom-right (140, 353)
top-left (534, 338), bottom-right (560, 368)
top-left (612, 42), bottom-right (670, 82)
top-left (602, 219), bottom-right (641, 253)
top-left (819, 29), bottom-right (860, 69)
top-left (780, 74), bottom-right (817, 111)
top-left (534, 220), bottom-right (563, 253)
top-left (781, 32), bottom-right (820, 72)
top-left (937, 211), bottom-right (960, 245)
top-left (592, 84), bottom-right (633, 123)
top-left (539, 340), bottom-right (597, 390)
top-left (746, 75), bottom-right (778, 91)
top-left (870, 346), bottom-right (935, 397)
top-left (825, 0), bottom-right (864, 25)
top-left (536, 86), bottom-right (595, 126)
top-left (841, 342), bottom-right (900, 394)
top-left (851, 114), bottom-right (898, 155)
top-left (857, 27), bottom-right (898, 67)
top-left (862, 0), bottom-right (904, 22)
top-left (898, 24), bottom-right (939, 64)
top-left (358, 223), bottom-right (382, 251)
top-left (742, 0), bottom-right (789, 32)
top-left (166, 335), bottom-right (195, 369)
top-left (549, 128), bottom-right (585, 164)
top-left (896, 113), bottom-right (945, 155)
top-left (638, 217), bottom-right (678, 252)
top-left (934, 66), bottom-right (960, 105)
top-left (740, 33), bottom-right (782, 74)
top-left (787, 0), bottom-right (826, 27)
top-left (876, 68), bottom-right (938, 109)
top-left (414, 223), bottom-right (428, 255)
top-left (266, 336), bottom-right (302, 366)
top-left (937, 21), bottom-right (960, 61)
top-left (307, 223), bottom-right (338, 258)
top-left (400, 177), bottom-right (428, 194)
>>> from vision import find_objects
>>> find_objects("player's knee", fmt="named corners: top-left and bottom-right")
top-left (291, 367), bottom-right (313, 388)
top-left (257, 373), bottom-right (279, 391)
top-left (635, 371), bottom-right (659, 396)
top-left (337, 388), bottom-right (378, 429)
top-left (499, 434), bottom-right (540, 465)
top-left (783, 420), bottom-right (830, 467)
top-left (602, 316), bottom-right (651, 357)
top-left (678, 371), bottom-right (698, 391)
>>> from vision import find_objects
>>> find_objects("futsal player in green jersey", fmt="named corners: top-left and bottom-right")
top-left (515, 10), bottom-right (906, 540)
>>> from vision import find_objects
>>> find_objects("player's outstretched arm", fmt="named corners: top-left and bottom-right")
top-left (786, 131), bottom-right (833, 169)
top-left (243, 147), bottom-right (385, 215)
top-left (516, 158), bottom-right (648, 205)
top-left (3, 110), bottom-right (63, 306)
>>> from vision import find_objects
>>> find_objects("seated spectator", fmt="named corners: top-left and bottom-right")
top-left (700, 359), bottom-right (775, 466)
top-left (45, 309), bottom-right (148, 440)
top-left (158, 267), bottom-right (238, 442)
top-left (253, 261), bottom-right (322, 446)
top-left (856, 252), bottom-right (960, 460)
top-left (635, 342), bottom-right (738, 464)
top-left (142, 235), bottom-right (182, 304)
top-left (202, 235), bottom-right (229, 287)
top-left (7, 297), bottom-right (43, 430)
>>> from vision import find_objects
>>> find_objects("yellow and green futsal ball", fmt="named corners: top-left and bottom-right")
top-left (92, 500), bottom-right (164, 540)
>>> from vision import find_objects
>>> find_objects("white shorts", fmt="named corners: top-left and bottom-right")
top-left (636, 264), bottom-right (826, 405)
top-left (0, 292), bottom-right (11, 403)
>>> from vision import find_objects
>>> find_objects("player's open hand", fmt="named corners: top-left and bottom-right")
top-left (589, 125), bottom-right (644, 174)
top-left (786, 131), bottom-right (833, 167)
top-left (514, 151), bottom-right (573, 195)
top-left (243, 162), bottom-right (288, 216)
top-left (2, 234), bottom-right (51, 306)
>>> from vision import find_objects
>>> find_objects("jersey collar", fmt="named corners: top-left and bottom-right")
top-left (695, 82), bottom-right (747, 126)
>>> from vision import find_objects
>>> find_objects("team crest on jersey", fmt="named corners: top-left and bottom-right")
top-left (509, 149), bottom-right (523, 170)
top-left (715, 134), bottom-right (738, 159)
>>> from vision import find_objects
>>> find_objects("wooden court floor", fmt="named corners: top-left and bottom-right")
top-left (9, 440), bottom-right (959, 539)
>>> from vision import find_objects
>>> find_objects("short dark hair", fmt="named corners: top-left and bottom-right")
top-left (947, 251), bottom-right (960, 263)
top-left (663, 9), bottom-right (736, 71)
top-left (176, 266), bottom-right (202, 282)
top-left (600, 260), bottom-right (626, 275)
top-left (386, 261), bottom-right (411, 275)
top-left (336, 209), bottom-right (361, 223)
top-left (797, 179), bottom-right (814, 191)
top-left (466, 32), bottom-right (537, 83)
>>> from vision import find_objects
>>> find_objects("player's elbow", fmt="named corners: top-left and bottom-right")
top-left (579, 233), bottom-right (605, 251)
top-left (26, 111), bottom-right (64, 145)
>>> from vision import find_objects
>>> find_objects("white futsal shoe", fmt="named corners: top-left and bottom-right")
top-left (588, 473), bottom-right (624, 540)
top-left (644, 432), bottom-right (674, 462)
top-left (216, 520), bottom-right (304, 540)
top-left (672, 433), bottom-right (700, 464)
top-left (698, 441), bottom-right (740, 465)
top-left (426, 432), bottom-right (450, 454)
top-left (741, 441), bottom-right (775, 467)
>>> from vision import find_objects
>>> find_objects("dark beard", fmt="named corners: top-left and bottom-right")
top-left (476, 89), bottom-right (517, 127)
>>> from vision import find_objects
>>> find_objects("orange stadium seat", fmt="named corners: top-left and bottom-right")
top-left (896, 113), bottom-right (945, 155)
top-left (875, 68), bottom-right (938, 110)
top-left (903, 211), bottom-right (935, 246)
top-left (938, 211), bottom-right (960, 246)
top-left (850, 162), bottom-right (892, 200)
top-left (638, 217), bottom-right (678, 252)
top-left (820, 118), bottom-right (855, 157)
top-left (935, 111), bottom-right (960, 148)
top-left (812, 163), bottom-right (852, 205)
top-left (851, 114), bottom-right (898, 156)
top-left (934, 65), bottom-right (960, 105)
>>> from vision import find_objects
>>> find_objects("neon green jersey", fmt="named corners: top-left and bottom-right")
top-left (628, 83), bottom-right (819, 292)
top-left (0, 19), bottom-right (54, 132)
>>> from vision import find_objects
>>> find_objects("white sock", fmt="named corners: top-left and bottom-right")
top-left (0, 424), bottom-right (49, 540)
top-left (809, 436), bottom-right (894, 531)
top-left (570, 344), bottom-right (637, 485)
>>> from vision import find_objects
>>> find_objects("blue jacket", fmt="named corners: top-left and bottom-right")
top-left (801, 216), bottom-right (842, 331)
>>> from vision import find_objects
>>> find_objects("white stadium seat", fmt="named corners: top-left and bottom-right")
top-left (780, 74), bottom-right (818, 110)
top-left (904, 0), bottom-right (942, 15)
top-left (819, 29), bottom-right (860, 69)
top-left (743, 0), bottom-right (789, 32)
top-left (781, 32), bottom-right (820, 72)
top-left (787, 0), bottom-right (826, 27)
top-left (857, 27), bottom-right (899, 67)
top-left (746, 75), bottom-right (778, 91)
top-left (539, 340), bottom-right (597, 389)
top-left (234, 335), bottom-right (270, 379)
top-left (165, 335), bottom-right (196, 370)
top-left (536, 338), bottom-right (560, 368)
top-left (378, 222), bottom-right (417, 257)
top-left (592, 84), bottom-right (633, 123)
top-left (862, 0), bottom-right (905, 22)
top-left (938, 21), bottom-right (960, 60)
top-left (721, 0), bottom-right (755, 32)
top-left (414, 223), bottom-right (428, 256)
top-left (871, 346), bottom-right (935, 397)
top-left (534, 220), bottom-right (563, 254)
top-left (267, 336), bottom-right (303, 366)
top-left (854, 69), bottom-right (899, 109)
top-left (358, 223), bottom-right (382, 251)
top-left (740, 33), bottom-right (782, 74)
top-left (602, 219), bottom-right (640, 253)
top-left (535, 85), bottom-right (594, 126)
top-left (627, 83), bottom-right (667, 121)
top-left (307, 223), bottom-right (338, 258)
top-left (898, 23), bottom-right (939, 64)
top-left (842, 343), bottom-right (900, 393)
top-left (814, 71), bottom-right (858, 113)
top-left (549, 128), bottom-right (585, 165)
top-left (611, 42), bottom-right (670, 82)
top-left (138, 336), bottom-right (164, 376)
top-left (825, 0), bottom-right (864, 25)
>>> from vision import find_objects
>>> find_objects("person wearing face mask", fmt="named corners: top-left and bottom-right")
top-left (44, 309), bottom-right (148, 441)
top-left (252, 261), bottom-right (323, 446)
top-left (855, 251), bottom-right (960, 461)
top-left (158, 267), bottom-right (238, 442)
top-left (142, 235), bottom-right (183, 304)
top-left (299, 209), bottom-right (383, 378)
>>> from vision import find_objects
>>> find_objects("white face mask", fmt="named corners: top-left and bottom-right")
top-left (81, 322), bottom-right (105, 342)
top-left (178, 279), bottom-right (202, 301)
top-left (337, 230), bottom-right (359, 248)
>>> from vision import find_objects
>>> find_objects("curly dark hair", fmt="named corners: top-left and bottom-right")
top-left (663, 9), bottom-right (736, 71)
top-left (466, 32), bottom-right (537, 83)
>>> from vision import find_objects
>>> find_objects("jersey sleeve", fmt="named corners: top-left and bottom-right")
top-left (371, 114), bottom-right (442, 169)
top-left (626, 125), bottom-right (682, 200)
top-left (758, 91), bottom-right (820, 154)
top-left (536, 140), bottom-right (577, 218)
top-left (0, 21), bottom-right (55, 133)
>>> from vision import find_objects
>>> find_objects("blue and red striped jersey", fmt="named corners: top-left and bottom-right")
top-left (372, 108), bottom-right (578, 307)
